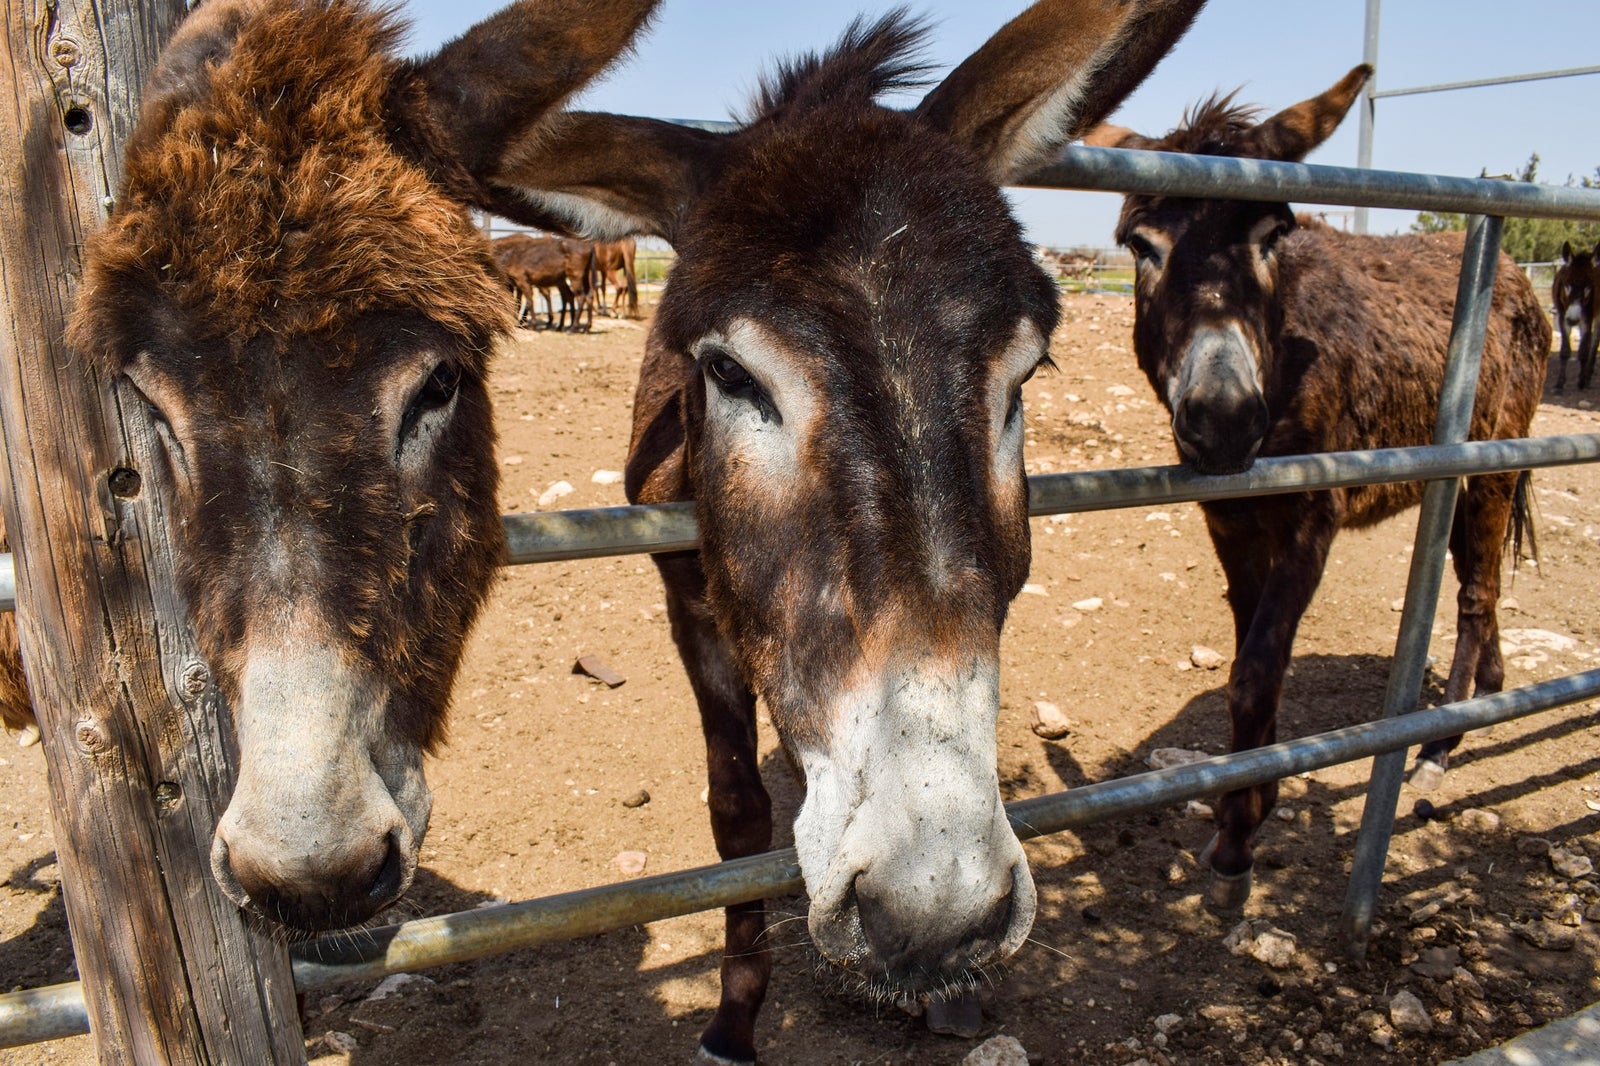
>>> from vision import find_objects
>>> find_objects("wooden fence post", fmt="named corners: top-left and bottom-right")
top-left (0, 2), bottom-right (303, 1062)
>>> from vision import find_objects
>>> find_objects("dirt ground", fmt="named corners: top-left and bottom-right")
top-left (5, 290), bottom-right (1600, 1065)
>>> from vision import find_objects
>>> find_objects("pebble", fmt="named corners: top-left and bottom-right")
top-left (1512, 919), bottom-right (1579, 951)
top-left (1587, 902), bottom-right (1600, 923)
top-left (1184, 799), bottom-right (1214, 819)
top-left (1551, 846), bottom-right (1595, 879)
top-left (1457, 808), bottom-right (1502, 833)
top-left (1517, 835), bottom-right (1554, 857)
top-left (1031, 700), bottom-right (1072, 740)
top-left (16, 724), bottom-right (39, 748)
top-left (961, 1035), bottom-right (1029, 1066)
top-left (621, 790), bottom-right (650, 809)
top-left (1021, 583), bottom-right (1049, 596)
top-left (1081, 905), bottom-right (1102, 924)
top-left (1223, 919), bottom-right (1298, 969)
top-left (1190, 646), bottom-right (1225, 670)
top-left (1413, 798), bottom-right (1438, 821)
top-left (322, 1031), bottom-right (360, 1053)
top-left (1106, 384), bottom-right (1136, 398)
top-left (591, 469), bottom-right (624, 485)
top-left (1389, 990), bottom-right (1433, 1034)
top-left (1153, 1014), bottom-right (1183, 1035)
top-left (615, 850), bottom-right (648, 876)
top-left (537, 480), bottom-right (574, 508)
top-left (1071, 596), bottom-right (1103, 612)
top-left (1410, 946), bottom-right (1461, 980)
top-left (364, 973), bottom-right (433, 1003)
top-left (1147, 747), bottom-right (1210, 770)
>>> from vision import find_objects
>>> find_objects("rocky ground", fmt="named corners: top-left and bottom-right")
top-left (4, 291), bottom-right (1600, 1064)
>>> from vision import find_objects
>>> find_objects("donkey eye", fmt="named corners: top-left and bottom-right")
top-left (1126, 232), bottom-right (1163, 268)
top-left (702, 349), bottom-right (780, 424)
top-left (399, 361), bottom-right (461, 442)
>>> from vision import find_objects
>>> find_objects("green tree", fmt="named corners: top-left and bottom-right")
top-left (1410, 153), bottom-right (1600, 262)
top-left (1412, 210), bottom-right (1465, 234)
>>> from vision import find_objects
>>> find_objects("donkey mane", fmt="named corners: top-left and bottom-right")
top-left (72, 0), bottom-right (509, 365)
top-left (744, 9), bottom-right (935, 126)
top-left (1162, 90), bottom-right (1263, 156)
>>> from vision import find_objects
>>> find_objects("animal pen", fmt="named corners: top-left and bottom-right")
top-left (5, 8), bottom-right (1600, 1063)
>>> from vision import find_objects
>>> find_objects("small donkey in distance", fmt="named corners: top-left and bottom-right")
top-left (476, 0), bottom-right (1206, 1061)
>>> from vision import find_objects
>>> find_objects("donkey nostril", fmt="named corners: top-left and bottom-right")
top-left (367, 831), bottom-right (407, 904)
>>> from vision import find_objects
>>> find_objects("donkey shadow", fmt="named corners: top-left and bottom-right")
top-left (0, 853), bottom-right (77, 990)
top-left (1538, 348), bottom-right (1600, 414)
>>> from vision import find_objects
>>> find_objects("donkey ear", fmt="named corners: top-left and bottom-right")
top-left (1243, 64), bottom-right (1372, 163)
top-left (1081, 122), bottom-right (1160, 151)
top-left (483, 113), bottom-right (724, 243)
top-left (401, 0), bottom-right (662, 184)
top-left (1561, 241), bottom-right (1575, 263)
top-left (914, 0), bottom-right (1205, 183)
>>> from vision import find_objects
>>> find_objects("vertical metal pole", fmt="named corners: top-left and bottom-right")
top-left (1353, 0), bottom-right (1381, 234)
top-left (1340, 214), bottom-right (1505, 954)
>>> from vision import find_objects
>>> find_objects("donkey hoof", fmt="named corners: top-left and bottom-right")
top-left (695, 1045), bottom-right (755, 1066)
top-left (925, 990), bottom-right (985, 1039)
top-left (1410, 759), bottom-right (1447, 792)
top-left (1205, 866), bottom-right (1254, 913)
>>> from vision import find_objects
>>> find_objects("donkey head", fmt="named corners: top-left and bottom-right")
top-left (483, 0), bottom-right (1202, 993)
top-left (1092, 64), bottom-right (1370, 473)
top-left (1557, 240), bottom-right (1598, 321)
top-left (68, 0), bottom-right (658, 933)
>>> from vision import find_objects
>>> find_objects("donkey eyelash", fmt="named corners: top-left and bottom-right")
top-left (700, 348), bottom-right (781, 425)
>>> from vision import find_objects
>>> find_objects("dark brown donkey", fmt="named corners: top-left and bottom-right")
top-left (53, 0), bottom-right (659, 933)
top-left (1554, 239), bottom-right (1599, 390)
top-left (1091, 66), bottom-right (1549, 910)
top-left (594, 237), bottom-right (641, 317)
top-left (494, 233), bottom-right (575, 329)
top-left (480, 1), bottom-right (1203, 1060)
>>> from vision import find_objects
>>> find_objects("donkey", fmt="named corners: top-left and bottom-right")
top-left (58, 0), bottom-right (660, 933)
top-left (594, 237), bottom-right (641, 317)
top-left (479, 1), bottom-right (1204, 1060)
top-left (1090, 66), bottom-right (1549, 910)
top-left (495, 233), bottom-right (575, 330)
top-left (1554, 239), bottom-right (1599, 390)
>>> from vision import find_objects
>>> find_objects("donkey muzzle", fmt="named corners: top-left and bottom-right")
top-left (1170, 326), bottom-right (1270, 474)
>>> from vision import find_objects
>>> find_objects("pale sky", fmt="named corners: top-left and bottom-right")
top-left (402, 1), bottom-right (1600, 249)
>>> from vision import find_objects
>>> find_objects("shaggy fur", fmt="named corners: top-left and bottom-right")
top-left (1554, 240), bottom-right (1600, 390)
top-left (1104, 67), bottom-right (1551, 906)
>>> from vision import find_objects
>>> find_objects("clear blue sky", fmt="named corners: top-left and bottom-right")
top-left (403, 1), bottom-right (1600, 248)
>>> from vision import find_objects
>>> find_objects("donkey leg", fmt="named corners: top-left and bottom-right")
top-left (1413, 473), bottom-right (1514, 788)
top-left (1203, 503), bottom-right (1335, 910)
top-left (1580, 321), bottom-right (1598, 390)
top-left (654, 552), bottom-right (772, 1066)
top-left (1556, 323), bottom-right (1572, 391)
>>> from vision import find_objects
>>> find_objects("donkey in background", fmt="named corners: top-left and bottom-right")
top-left (481, 0), bottom-right (1205, 1060)
top-left (1554, 239), bottom-right (1599, 390)
top-left (1091, 67), bottom-right (1548, 910)
top-left (50, 0), bottom-right (660, 933)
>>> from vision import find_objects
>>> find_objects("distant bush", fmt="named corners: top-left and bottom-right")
top-left (1411, 154), bottom-right (1600, 263)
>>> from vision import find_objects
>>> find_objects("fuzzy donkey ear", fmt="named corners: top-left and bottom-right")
top-left (1243, 64), bottom-right (1372, 163)
top-left (480, 112), bottom-right (726, 243)
top-left (914, 0), bottom-right (1207, 184)
top-left (397, 0), bottom-right (663, 187)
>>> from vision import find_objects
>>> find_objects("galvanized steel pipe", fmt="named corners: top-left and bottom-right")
top-left (7, 668), bottom-right (1596, 1047)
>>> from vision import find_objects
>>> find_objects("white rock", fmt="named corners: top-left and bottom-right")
top-left (1551, 847), bottom-right (1594, 879)
top-left (1153, 1013), bottom-right (1183, 1035)
top-left (1223, 919), bottom-right (1298, 969)
top-left (1147, 747), bottom-right (1209, 770)
top-left (1072, 597), bottom-right (1103, 612)
top-left (1020, 583), bottom-right (1049, 597)
top-left (1184, 799), bottom-right (1214, 819)
top-left (616, 850), bottom-right (648, 876)
top-left (1145, 511), bottom-right (1172, 522)
top-left (1457, 808), bottom-right (1502, 833)
top-left (322, 1031), bottom-right (360, 1054)
top-left (1501, 628), bottom-right (1578, 653)
top-left (1190, 646), bottom-right (1225, 670)
top-left (16, 724), bottom-right (39, 748)
top-left (537, 480), bottom-right (575, 508)
top-left (1107, 384), bottom-right (1136, 398)
top-left (1031, 701), bottom-right (1072, 740)
top-left (961, 1035), bottom-right (1030, 1066)
top-left (591, 469), bottom-right (624, 486)
top-left (364, 972), bottom-right (434, 1003)
top-left (1389, 990), bottom-right (1433, 1034)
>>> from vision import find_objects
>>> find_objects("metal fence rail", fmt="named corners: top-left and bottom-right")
top-left (8, 667), bottom-right (1598, 1049)
top-left (9, 146), bottom-right (1600, 1052)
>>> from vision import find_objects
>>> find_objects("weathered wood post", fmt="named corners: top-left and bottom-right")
top-left (0, 2), bottom-right (302, 1061)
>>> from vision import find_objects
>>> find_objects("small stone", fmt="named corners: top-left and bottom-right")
top-left (1031, 700), bottom-right (1072, 740)
top-left (316, 995), bottom-right (346, 1017)
top-left (1516, 836), bottom-right (1554, 857)
top-left (537, 480), bottom-right (575, 508)
top-left (1021, 583), bottom-right (1049, 596)
top-left (1120, 977), bottom-right (1140, 992)
top-left (1185, 799), bottom-right (1214, 819)
top-left (1391, 598), bottom-right (1406, 612)
top-left (1224, 919), bottom-right (1298, 969)
top-left (1081, 905), bottom-right (1102, 924)
top-left (1389, 990), bottom-right (1433, 1034)
top-left (615, 850), bottom-right (648, 876)
top-left (1153, 1014), bottom-right (1183, 1035)
top-left (1500, 596), bottom-right (1521, 612)
top-left (1106, 384), bottom-right (1136, 398)
top-left (322, 1031), bottom-right (360, 1053)
top-left (16, 724), bottom-right (39, 748)
top-left (621, 790), bottom-right (650, 809)
top-left (591, 469), bottom-right (624, 486)
top-left (1410, 946), bottom-right (1461, 980)
top-left (1190, 646), bottom-right (1225, 670)
top-left (1512, 920), bottom-right (1578, 950)
top-left (1551, 847), bottom-right (1595, 879)
top-left (1457, 808), bottom-right (1501, 833)
top-left (1586, 902), bottom-right (1600, 923)
top-left (1072, 596), bottom-right (1103, 612)
top-left (1147, 747), bottom-right (1209, 770)
top-left (1309, 1033), bottom-right (1344, 1059)
top-left (364, 972), bottom-right (433, 1003)
top-left (961, 1035), bottom-right (1029, 1066)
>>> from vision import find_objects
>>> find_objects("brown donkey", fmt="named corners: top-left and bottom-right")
top-left (482, 1), bottom-right (1204, 1060)
top-left (54, 0), bottom-right (659, 933)
top-left (1554, 239), bottom-right (1599, 390)
top-left (1092, 67), bottom-right (1549, 910)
